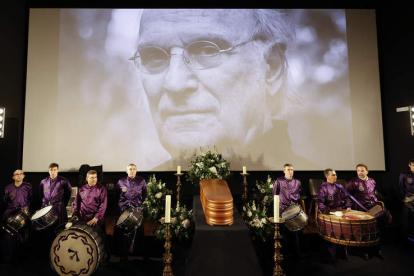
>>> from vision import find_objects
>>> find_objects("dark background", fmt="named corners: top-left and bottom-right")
top-left (0, 1), bottom-right (413, 234)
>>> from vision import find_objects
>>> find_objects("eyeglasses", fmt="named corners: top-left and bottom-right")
top-left (329, 174), bottom-right (337, 177)
top-left (129, 39), bottom-right (254, 74)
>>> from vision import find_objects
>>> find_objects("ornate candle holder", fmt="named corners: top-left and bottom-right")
top-left (268, 217), bottom-right (285, 276)
top-left (174, 173), bottom-right (184, 204)
top-left (160, 217), bottom-right (176, 276)
top-left (240, 173), bottom-right (249, 202)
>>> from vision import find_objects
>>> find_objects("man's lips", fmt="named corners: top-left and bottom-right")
top-left (161, 108), bottom-right (216, 117)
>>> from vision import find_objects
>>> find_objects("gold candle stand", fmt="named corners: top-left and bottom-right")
top-left (240, 173), bottom-right (249, 202)
top-left (268, 217), bottom-right (285, 276)
top-left (160, 217), bottom-right (176, 276)
top-left (174, 173), bottom-right (183, 204)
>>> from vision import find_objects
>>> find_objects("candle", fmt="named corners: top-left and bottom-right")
top-left (274, 195), bottom-right (279, 222)
top-left (177, 166), bottom-right (181, 174)
top-left (243, 166), bottom-right (247, 174)
top-left (165, 195), bottom-right (171, 223)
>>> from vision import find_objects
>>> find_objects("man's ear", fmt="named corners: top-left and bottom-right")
top-left (265, 46), bottom-right (285, 97)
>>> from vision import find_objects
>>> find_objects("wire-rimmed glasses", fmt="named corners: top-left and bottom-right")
top-left (129, 39), bottom-right (254, 74)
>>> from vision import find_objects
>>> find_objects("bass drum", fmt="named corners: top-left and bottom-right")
top-left (50, 223), bottom-right (108, 276)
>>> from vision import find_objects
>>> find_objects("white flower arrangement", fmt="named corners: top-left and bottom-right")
top-left (186, 146), bottom-right (231, 186)
top-left (241, 176), bottom-right (275, 242)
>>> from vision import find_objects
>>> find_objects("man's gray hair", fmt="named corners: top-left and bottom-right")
top-left (251, 9), bottom-right (300, 119)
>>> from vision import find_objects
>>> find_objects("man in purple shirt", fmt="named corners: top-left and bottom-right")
top-left (39, 163), bottom-right (72, 226)
top-left (347, 163), bottom-right (384, 260)
top-left (72, 170), bottom-right (107, 229)
top-left (399, 158), bottom-right (414, 241)
top-left (115, 164), bottom-right (147, 262)
top-left (1, 170), bottom-right (32, 266)
top-left (273, 163), bottom-right (302, 259)
top-left (316, 168), bottom-right (351, 267)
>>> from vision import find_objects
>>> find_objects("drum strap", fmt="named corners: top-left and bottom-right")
top-left (334, 183), bottom-right (368, 212)
top-left (129, 229), bottom-right (137, 253)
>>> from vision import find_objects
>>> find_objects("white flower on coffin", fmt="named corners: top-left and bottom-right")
top-left (247, 211), bottom-right (252, 217)
top-left (261, 218), bottom-right (267, 224)
top-left (180, 214), bottom-right (185, 220)
top-left (209, 166), bottom-right (218, 175)
top-left (155, 192), bottom-right (162, 199)
top-left (182, 219), bottom-right (190, 229)
top-left (263, 196), bottom-right (268, 202)
top-left (220, 162), bottom-right (226, 168)
top-left (158, 184), bottom-right (162, 189)
top-left (162, 183), bottom-right (165, 187)
top-left (196, 162), bottom-right (204, 168)
top-left (252, 204), bottom-right (256, 211)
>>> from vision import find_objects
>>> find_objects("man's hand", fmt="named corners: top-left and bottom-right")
top-left (87, 217), bottom-right (99, 226)
top-left (346, 207), bottom-right (351, 211)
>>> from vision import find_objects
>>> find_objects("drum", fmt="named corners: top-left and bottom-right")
top-left (116, 206), bottom-right (144, 236)
top-left (31, 205), bottom-right (58, 230)
top-left (50, 223), bottom-right (108, 276)
top-left (281, 204), bottom-right (308, 231)
top-left (1, 209), bottom-right (31, 235)
top-left (403, 195), bottom-right (414, 213)
top-left (317, 209), bottom-right (379, 247)
top-left (368, 203), bottom-right (392, 227)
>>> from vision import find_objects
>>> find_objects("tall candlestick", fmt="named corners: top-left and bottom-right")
top-left (177, 166), bottom-right (181, 174)
top-left (243, 166), bottom-right (247, 174)
top-left (165, 195), bottom-right (171, 223)
top-left (274, 195), bottom-right (280, 222)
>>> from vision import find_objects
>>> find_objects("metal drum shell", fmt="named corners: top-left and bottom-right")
top-left (31, 205), bottom-right (58, 230)
top-left (1, 209), bottom-right (31, 235)
top-left (281, 204), bottom-right (309, 232)
top-left (116, 207), bottom-right (143, 236)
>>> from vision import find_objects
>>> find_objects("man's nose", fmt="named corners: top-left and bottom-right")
top-left (163, 54), bottom-right (197, 96)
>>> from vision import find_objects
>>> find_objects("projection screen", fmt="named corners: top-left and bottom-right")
top-left (23, 9), bottom-right (385, 172)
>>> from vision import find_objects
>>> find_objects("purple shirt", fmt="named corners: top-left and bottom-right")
top-left (72, 183), bottom-right (107, 227)
top-left (347, 177), bottom-right (377, 210)
top-left (116, 176), bottom-right (147, 213)
top-left (273, 176), bottom-right (301, 212)
top-left (3, 182), bottom-right (32, 219)
top-left (316, 181), bottom-right (351, 212)
top-left (39, 175), bottom-right (72, 224)
top-left (399, 171), bottom-right (414, 199)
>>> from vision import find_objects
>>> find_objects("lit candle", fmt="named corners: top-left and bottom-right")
top-left (243, 166), bottom-right (247, 174)
top-left (274, 195), bottom-right (279, 222)
top-left (177, 166), bottom-right (181, 174)
top-left (165, 195), bottom-right (171, 223)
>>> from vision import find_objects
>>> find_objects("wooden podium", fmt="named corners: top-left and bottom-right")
top-left (200, 179), bottom-right (234, 226)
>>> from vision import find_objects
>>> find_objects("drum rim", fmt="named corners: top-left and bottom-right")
top-left (50, 224), bottom-right (105, 275)
top-left (318, 209), bottom-right (377, 223)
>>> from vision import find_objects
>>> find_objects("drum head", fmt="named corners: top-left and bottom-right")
top-left (50, 228), bottom-right (98, 276)
top-left (32, 205), bottom-right (53, 220)
top-left (116, 209), bottom-right (131, 226)
top-left (282, 205), bottom-right (301, 220)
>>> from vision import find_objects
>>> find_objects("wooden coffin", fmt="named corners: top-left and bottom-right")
top-left (200, 179), bottom-right (234, 226)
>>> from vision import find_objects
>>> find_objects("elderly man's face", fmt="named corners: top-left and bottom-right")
top-left (138, 9), bottom-right (270, 155)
